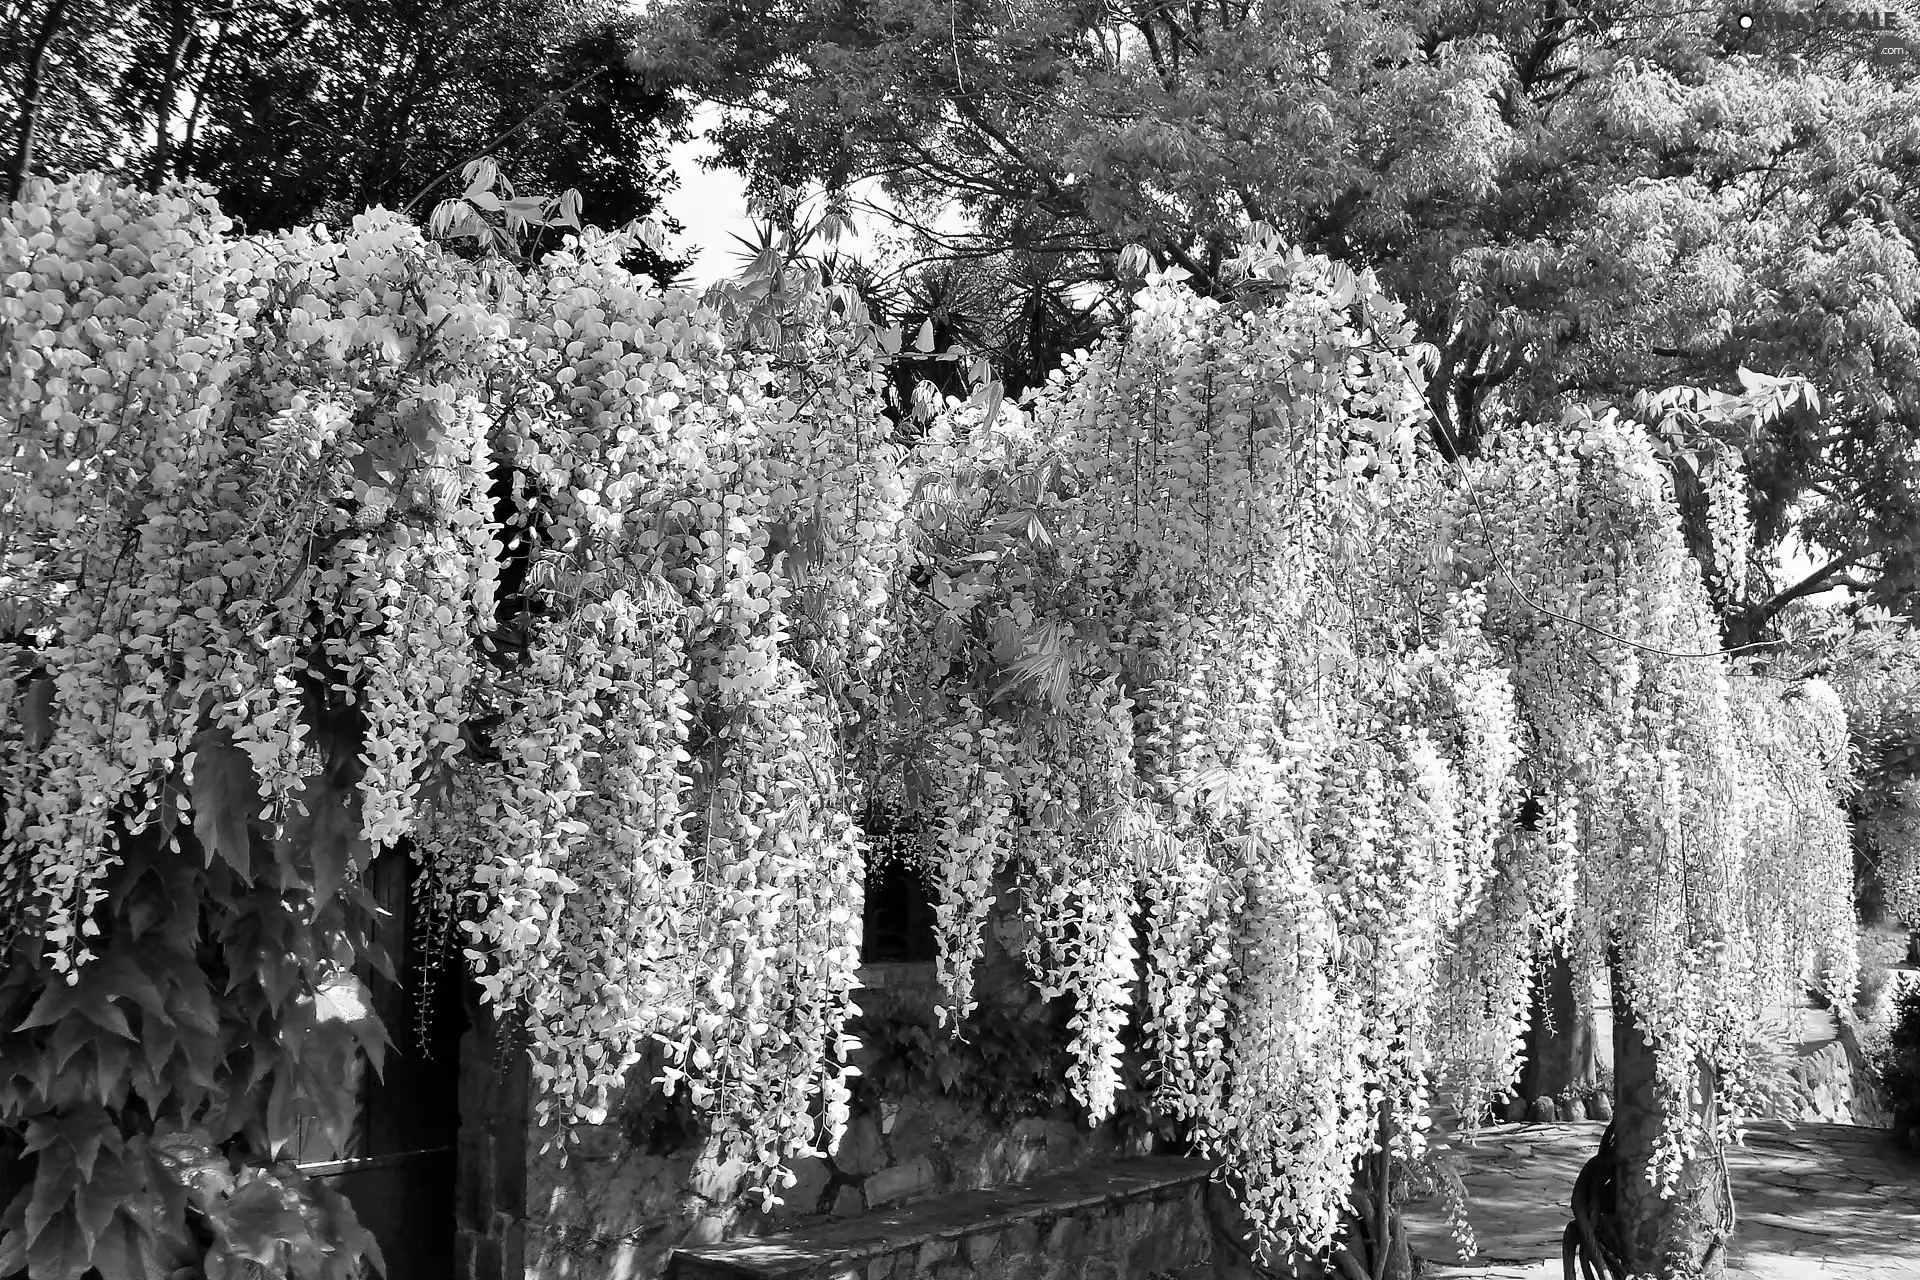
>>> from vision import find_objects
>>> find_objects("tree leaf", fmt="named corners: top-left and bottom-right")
top-left (914, 318), bottom-right (935, 353)
top-left (460, 157), bottom-right (497, 192)
top-left (190, 734), bottom-right (258, 879)
top-left (21, 678), bottom-right (53, 750)
top-left (26, 1212), bottom-right (87, 1280)
top-left (217, 1174), bottom-right (306, 1264)
top-left (84, 1213), bottom-right (149, 1280)
top-left (981, 381), bottom-right (1004, 432)
top-left (428, 198), bottom-right (475, 240)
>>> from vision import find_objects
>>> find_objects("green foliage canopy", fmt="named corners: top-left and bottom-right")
top-left (1, 0), bottom-right (689, 274)
top-left (635, 0), bottom-right (1920, 622)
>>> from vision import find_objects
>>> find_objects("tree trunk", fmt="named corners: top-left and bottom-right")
top-left (144, 0), bottom-right (194, 189)
top-left (1519, 948), bottom-right (1600, 1120)
top-left (1591, 978), bottom-right (1731, 1278)
top-left (7, 0), bottom-right (73, 200)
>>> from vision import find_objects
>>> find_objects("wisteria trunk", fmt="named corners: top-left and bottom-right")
top-left (1573, 980), bottom-right (1730, 1279)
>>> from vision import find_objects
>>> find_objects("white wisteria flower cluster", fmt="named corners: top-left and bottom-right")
top-left (0, 177), bottom-right (1865, 1261)
top-left (1436, 407), bottom-right (1857, 1194)
top-left (0, 176), bottom-right (908, 1190)
top-left (882, 266), bottom-right (1858, 1256)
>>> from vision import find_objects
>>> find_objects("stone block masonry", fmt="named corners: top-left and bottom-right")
top-left (667, 1158), bottom-right (1213, 1280)
top-left (480, 874), bottom-right (1185, 1280)
top-left (512, 959), bottom-right (1148, 1280)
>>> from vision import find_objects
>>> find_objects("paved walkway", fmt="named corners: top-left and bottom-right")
top-left (1402, 1121), bottom-right (1920, 1279)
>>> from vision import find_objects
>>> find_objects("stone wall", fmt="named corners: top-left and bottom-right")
top-left (1780, 1029), bottom-right (1890, 1127)
top-left (502, 891), bottom-right (1161, 1280)
top-left (866, 1181), bottom-right (1207, 1280)
top-left (671, 1161), bottom-right (1212, 1280)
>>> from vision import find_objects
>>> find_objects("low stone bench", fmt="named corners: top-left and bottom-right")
top-left (669, 1156), bottom-right (1214, 1280)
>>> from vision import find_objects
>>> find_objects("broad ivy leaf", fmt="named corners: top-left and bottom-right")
top-left (25, 1212), bottom-right (87, 1280)
top-left (306, 1179), bottom-right (383, 1278)
top-left (14, 980), bottom-right (77, 1033)
top-left (90, 948), bottom-right (167, 1021)
top-left (23, 1141), bottom-right (78, 1246)
top-left (20, 678), bottom-right (53, 749)
top-left (84, 1213), bottom-right (150, 1280)
top-left (124, 1136), bottom-right (189, 1241)
top-left (312, 970), bottom-right (385, 1080)
top-left (190, 734), bottom-right (258, 878)
top-left (217, 1173), bottom-right (307, 1264)
top-left (263, 1070), bottom-right (300, 1161)
top-left (149, 1133), bottom-right (234, 1211)
top-left (203, 1244), bottom-right (249, 1280)
top-left (69, 1149), bottom-right (136, 1254)
top-left (90, 1036), bottom-right (132, 1108)
top-left (305, 782), bottom-right (368, 915)
top-left (23, 1106), bottom-right (116, 1182)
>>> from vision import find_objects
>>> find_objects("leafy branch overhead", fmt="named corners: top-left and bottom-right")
top-left (635, 0), bottom-right (1920, 618)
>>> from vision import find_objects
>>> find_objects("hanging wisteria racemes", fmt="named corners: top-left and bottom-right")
top-left (879, 262), bottom-right (1859, 1257)
top-left (0, 176), bottom-right (906, 1197)
top-left (873, 259), bottom-right (1538, 1256)
top-left (1437, 407), bottom-right (1858, 1193)
top-left (0, 174), bottom-right (1867, 1276)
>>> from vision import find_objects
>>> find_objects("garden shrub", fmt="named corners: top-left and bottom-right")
top-left (1878, 980), bottom-right (1920, 1150)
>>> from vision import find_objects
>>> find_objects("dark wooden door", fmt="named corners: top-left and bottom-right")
top-left (298, 852), bottom-right (467, 1280)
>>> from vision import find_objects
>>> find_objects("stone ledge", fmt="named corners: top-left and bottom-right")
top-left (853, 962), bottom-right (940, 994)
top-left (667, 1157), bottom-right (1212, 1280)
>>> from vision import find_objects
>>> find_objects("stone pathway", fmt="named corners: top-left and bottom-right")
top-left (1402, 1121), bottom-right (1920, 1279)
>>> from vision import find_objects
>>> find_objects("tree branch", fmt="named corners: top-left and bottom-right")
top-left (1755, 553), bottom-right (1856, 622)
top-left (947, 97), bottom-right (1080, 222)
top-left (7, 0), bottom-right (73, 200)
top-left (398, 66), bottom-right (605, 217)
